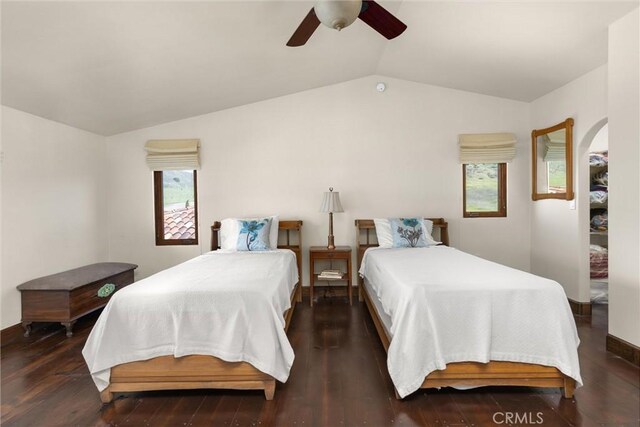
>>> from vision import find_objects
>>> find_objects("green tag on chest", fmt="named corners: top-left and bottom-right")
top-left (97, 283), bottom-right (116, 298)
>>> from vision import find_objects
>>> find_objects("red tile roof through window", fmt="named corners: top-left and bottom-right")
top-left (164, 207), bottom-right (196, 240)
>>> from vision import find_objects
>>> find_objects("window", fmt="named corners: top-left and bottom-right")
top-left (463, 163), bottom-right (507, 218)
top-left (546, 160), bottom-right (566, 193)
top-left (154, 170), bottom-right (198, 245)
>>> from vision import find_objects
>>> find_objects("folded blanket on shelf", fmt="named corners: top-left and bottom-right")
top-left (589, 245), bottom-right (608, 279)
top-left (590, 190), bottom-right (608, 205)
top-left (592, 170), bottom-right (608, 186)
top-left (589, 151), bottom-right (608, 167)
top-left (590, 209), bottom-right (608, 231)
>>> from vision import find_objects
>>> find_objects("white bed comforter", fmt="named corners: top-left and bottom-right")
top-left (83, 249), bottom-right (298, 392)
top-left (359, 246), bottom-right (582, 398)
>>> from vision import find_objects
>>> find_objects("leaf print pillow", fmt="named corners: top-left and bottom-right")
top-left (389, 218), bottom-right (429, 248)
top-left (236, 218), bottom-right (272, 251)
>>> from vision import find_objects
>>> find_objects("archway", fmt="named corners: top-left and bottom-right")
top-left (577, 118), bottom-right (608, 311)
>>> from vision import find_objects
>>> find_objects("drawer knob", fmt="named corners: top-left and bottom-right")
top-left (97, 283), bottom-right (116, 298)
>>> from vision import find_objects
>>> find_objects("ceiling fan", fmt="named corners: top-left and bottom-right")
top-left (286, 0), bottom-right (407, 47)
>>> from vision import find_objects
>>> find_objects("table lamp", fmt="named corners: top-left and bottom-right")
top-left (319, 187), bottom-right (344, 250)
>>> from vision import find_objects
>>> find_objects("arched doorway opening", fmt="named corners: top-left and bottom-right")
top-left (578, 118), bottom-right (608, 310)
top-left (587, 124), bottom-right (609, 303)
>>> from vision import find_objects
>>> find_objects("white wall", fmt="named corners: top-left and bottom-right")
top-left (608, 9), bottom-right (640, 346)
top-left (529, 65), bottom-right (608, 302)
top-left (106, 76), bottom-right (532, 284)
top-left (589, 124), bottom-right (608, 152)
top-left (1, 106), bottom-right (108, 328)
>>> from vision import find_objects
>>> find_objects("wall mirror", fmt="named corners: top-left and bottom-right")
top-left (532, 118), bottom-right (574, 200)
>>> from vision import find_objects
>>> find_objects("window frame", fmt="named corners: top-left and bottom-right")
top-left (153, 170), bottom-right (199, 246)
top-left (462, 163), bottom-right (507, 218)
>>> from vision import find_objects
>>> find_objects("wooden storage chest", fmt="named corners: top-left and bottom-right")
top-left (17, 262), bottom-right (137, 337)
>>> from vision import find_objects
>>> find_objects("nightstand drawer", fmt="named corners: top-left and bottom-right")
top-left (309, 246), bottom-right (351, 260)
top-left (321, 251), bottom-right (349, 260)
top-left (323, 252), bottom-right (351, 259)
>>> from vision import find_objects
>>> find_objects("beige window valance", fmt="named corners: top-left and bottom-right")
top-left (541, 135), bottom-right (566, 162)
top-left (144, 139), bottom-right (200, 170)
top-left (459, 133), bottom-right (517, 164)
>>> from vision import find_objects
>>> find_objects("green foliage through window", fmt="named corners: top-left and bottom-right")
top-left (546, 161), bottom-right (566, 193)
top-left (463, 163), bottom-right (506, 217)
top-left (465, 164), bottom-right (498, 211)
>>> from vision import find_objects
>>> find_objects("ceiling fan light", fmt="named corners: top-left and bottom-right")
top-left (314, 0), bottom-right (362, 31)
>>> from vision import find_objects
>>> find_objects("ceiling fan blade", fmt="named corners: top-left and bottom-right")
top-left (286, 8), bottom-right (321, 47)
top-left (358, 0), bottom-right (407, 40)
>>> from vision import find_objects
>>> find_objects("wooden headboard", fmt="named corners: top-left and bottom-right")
top-left (354, 218), bottom-right (449, 286)
top-left (210, 220), bottom-right (304, 279)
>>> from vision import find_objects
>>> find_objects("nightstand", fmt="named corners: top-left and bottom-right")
top-left (309, 246), bottom-right (352, 307)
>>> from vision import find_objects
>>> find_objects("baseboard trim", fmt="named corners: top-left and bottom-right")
top-left (568, 298), bottom-right (592, 316)
top-left (606, 334), bottom-right (640, 366)
top-left (1, 323), bottom-right (24, 345)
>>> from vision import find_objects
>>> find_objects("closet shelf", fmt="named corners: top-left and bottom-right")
top-left (589, 164), bottom-right (608, 170)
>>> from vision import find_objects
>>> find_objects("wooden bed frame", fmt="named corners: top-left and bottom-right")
top-left (100, 220), bottom-right (304, 403)
top-left (355, 218), bottom-right (576, 399)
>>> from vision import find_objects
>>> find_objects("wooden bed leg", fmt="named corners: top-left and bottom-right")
top-left (264, 380), bottom-right (276, 400)
top-left (296, 285), bottom-right (303, 303)
top-left (563, 378), bottom-right (575, 399)
top-left (394, 388), bottom-right (402, 400)
top-left (100, 388), bottom-right (113, 404)
top-left (358, 284), bottom-right (363, 302)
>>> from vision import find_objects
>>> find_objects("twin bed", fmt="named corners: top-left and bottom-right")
top-left (83, 220), bottom-right (303, 402)
top-left (83, 217), bottom-right (581, 403)
top-left (355, 219), bottom-right (581, 399)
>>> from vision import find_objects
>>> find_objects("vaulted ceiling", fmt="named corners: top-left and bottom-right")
top-left (2, 1), bottom-right (637, 136)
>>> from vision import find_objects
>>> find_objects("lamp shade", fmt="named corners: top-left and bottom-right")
top-left (319, 188), bottom-right (344, 213)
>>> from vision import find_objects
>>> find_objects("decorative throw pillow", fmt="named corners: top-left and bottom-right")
top-left (236, 218), bottom-right (271, 251)
top-left (389, 218), bottom-right (430, 248)
top-left (220, 215), bottom-right (279, 250)
top-left (375, 218), bottom-right (439, 248)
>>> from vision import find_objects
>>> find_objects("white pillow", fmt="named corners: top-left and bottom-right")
top-left (424, 219), bottom-right (434, 237)
top-left (373, 218), bottom-right (439, 248)
top-left (220, 215), bottom-right (279, 250)
top-left (269, 215), bottom-right (280, 248)
top-left (373, 218), bottom-right (394, 248)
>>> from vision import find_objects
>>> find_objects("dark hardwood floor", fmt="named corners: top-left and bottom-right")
top-left (1, 296), bottom-right (638, 426)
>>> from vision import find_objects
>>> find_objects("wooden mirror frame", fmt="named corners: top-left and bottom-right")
top-left (531, 118), bottom-right (574, 201)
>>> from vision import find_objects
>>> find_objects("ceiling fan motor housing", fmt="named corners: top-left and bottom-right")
top-left (314, 0), bottom-right (363, 30)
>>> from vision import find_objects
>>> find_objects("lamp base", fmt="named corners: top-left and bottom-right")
top-left (327, 212), bottom-right (336, 250)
